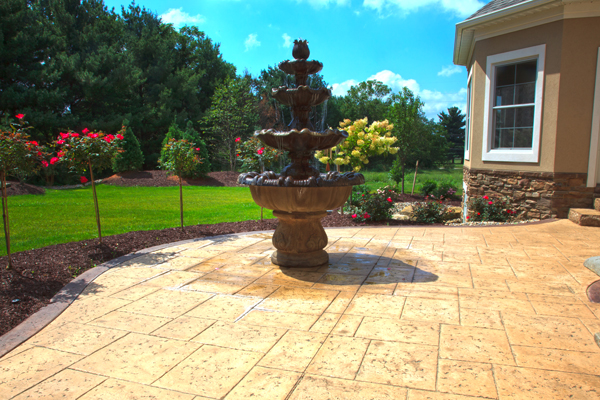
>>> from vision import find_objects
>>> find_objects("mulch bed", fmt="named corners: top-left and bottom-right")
top-left (5, 182), bottom-right (46, 196)
top-left (0, 171), bottom-right (448, 337)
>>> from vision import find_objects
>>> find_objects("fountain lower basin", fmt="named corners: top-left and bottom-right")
top-left (251, 186), bottom-right (352, 267)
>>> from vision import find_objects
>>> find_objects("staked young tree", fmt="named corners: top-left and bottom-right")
top-left (438, 106), bottom-right (466, 164)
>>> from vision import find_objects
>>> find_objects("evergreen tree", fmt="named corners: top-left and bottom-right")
top-left (112, 119), bottom-right (144, 172)
top-left (159, 122), bottom-right (184, 168)
top-left (438, 107), bottom-right (466, 163)
top-left (182, 121), bottom-right (210, 177)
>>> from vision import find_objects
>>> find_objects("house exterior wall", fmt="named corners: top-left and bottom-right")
top-left (463, 18), bottom-right (598, 219)
top-left (554, 17), bottom-right (600, 173)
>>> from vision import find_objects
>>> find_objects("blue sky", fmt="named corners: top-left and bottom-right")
top-left (103, 0), bottom-right (490, 119)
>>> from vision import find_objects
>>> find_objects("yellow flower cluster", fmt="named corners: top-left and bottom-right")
top-left (315, 117), bottom-right (398, 171)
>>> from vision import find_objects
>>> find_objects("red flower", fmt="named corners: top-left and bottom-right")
top-left (235, 137), bottom-right (241, 142)
top-left (361, 194), bottom-right (364, 197)
top-left (257, 149), bottom-right (264, 155)
top-left (483, 195), bottom-right (489, 200)
top-left (15, 113), bottom-right (24, 119)
top-left (466, 216), bottom-right (470, 219)
top-left (477, 212), bottom-right (481, 215)
top-left (71, 133), bottom-right (80, 138)
top-left (57, 150), bottom-right (65, 158)
top-left (351, 214), bottom-right (357, 219)
top-left (364, 212), bottom-right (371, 219)
top-left (82, 128), bottom-right (89, 134)
top-left (80, 176), bottom-right (88, 184)
top-left (57, 140), bottom-right (65, 145)
top-left (37, 151), bottom-right (42, 156)
top-left (50, 157), bottom-right (59, 165)
top-left (387, 197), bottom-right (392, 202)
top-left (42, 160), bottom-right (49, 168)
top-left (195, 148), bottom-right (200, 151)
top-left (488, 201), bottom-right (493, 205)
top-left (116, 134), bottom-right (124, 140)
top-left (28, 141), bottom-right (39, 146)
top-left (104, 134), bottom-right (115, 143)
top-left (88, 133), bottom-right (99, 138)
top-left (60, 132), bottom-right (69, 139)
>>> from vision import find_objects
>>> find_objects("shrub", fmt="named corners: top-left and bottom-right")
top-left (412, 201), bottom-right (448, 224)
top-left (347, 188), bottom-right (395, 222)
top-left (431, 179), bottom-right (458, 200)
top-left (419, 180), bottom-right (438, 196)
top-left (237, 136), bottom-right (283, 173)
top-left (183, 121), bottom-right (211, 177)
top-left (388, 157), bottom-right (403, 186)
top-left (468, 195), bottom-right (515, 222)
top-left (112, 120), bottom-right (144, 173)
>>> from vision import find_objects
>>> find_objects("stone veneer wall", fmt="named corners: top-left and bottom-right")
top-left (463, 167), bottom-right (599, 219)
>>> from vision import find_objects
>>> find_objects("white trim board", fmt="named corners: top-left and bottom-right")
top-left (587, 47), bottom-right (600, 187)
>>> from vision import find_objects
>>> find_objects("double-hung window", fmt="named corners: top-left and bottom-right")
top-left (482, 45), bottom-right (545, 162)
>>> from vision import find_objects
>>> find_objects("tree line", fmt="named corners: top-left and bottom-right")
top-left (1, 0), bottom-right (465, 176)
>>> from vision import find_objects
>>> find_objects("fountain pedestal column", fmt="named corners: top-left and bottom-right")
top-left (271, 211), bottom-right (328, 267)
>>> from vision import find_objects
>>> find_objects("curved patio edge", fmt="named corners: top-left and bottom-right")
top-left (0, 230), bottom-right (276, 359)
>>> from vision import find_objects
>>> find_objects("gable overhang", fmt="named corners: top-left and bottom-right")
top-left (454, 0), bottom-right (560, 66)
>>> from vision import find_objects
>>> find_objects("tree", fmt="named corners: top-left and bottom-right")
top-left (203, 77), bottom-right (258, 171)
top-left (0, 114), bottom-right (45, 268)
top-left (438, 107), bottom-right (466, 163)
top-left (159, 138), bottom-right (203, 230)
top-left (182, 121), bottom-right (211, 177)
top-left (112, 120), bottom-right (144, 172)
top-left (55, 128), bottom-right (124, 242)
top-left (335, 80), bottom-right (392, 124)
top-left (387, 87), bottom-right (426, 194)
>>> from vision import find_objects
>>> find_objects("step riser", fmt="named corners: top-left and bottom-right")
top-left (568, 208), bottom-right (600, 227)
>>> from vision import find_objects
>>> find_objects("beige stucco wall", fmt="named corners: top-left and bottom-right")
top-left (554, 17), bottom-right (600, 173)
top-left (465, 20), bottom-right (563, 172)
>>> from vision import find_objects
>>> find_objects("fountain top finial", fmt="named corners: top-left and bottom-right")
top-left (292, 39), bottom-right (310, 60)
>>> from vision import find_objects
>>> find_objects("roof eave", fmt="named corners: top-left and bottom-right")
top-left (453, 0), bottom-right (558, 66)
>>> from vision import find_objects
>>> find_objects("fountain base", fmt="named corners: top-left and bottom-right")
top-left (271, 211), bottom-right (329, 267)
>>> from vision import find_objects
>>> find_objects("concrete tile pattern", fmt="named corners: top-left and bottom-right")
top-left (2, 220), bottom-right (600, 399)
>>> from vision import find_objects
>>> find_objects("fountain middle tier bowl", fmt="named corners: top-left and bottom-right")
top-left (256, 128), bottom-right (347, 154)
top-left (272, 86), bottom-right (331, 108)
top-left (250, 186), bottom-right (352, 213)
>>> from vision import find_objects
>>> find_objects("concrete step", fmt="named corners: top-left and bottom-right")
top-left (568, 208), bottom-right (600, 227)
top-left (595, 198), bottom-right (600, 211)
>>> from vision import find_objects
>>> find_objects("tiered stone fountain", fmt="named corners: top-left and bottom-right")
top-left (238, 40), bottom-right (364, 267)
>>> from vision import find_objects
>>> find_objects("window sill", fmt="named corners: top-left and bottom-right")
top-left (481, 149), bottom-right (538, 163)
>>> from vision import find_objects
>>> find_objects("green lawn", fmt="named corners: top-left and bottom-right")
top-left (361, 165), bottom-right (464, 194)
top-left (1, 185), bottom-right (271, 255)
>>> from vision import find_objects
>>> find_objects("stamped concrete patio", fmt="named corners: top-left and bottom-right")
top-left (1, 219), bottom-right (600, 399)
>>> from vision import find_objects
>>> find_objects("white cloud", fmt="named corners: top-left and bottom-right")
top-left (438, 65), bottom-right (463, 77)
top-left (362, 0), bottom-right (485, 18)
top-left (160, 8), bottom-right (205, 28)
top-left (282, 33), bottom-right (293, 48)
top-left (297, 0), bottom-right (350, 8)
top-left (245, 34), bottom-right (261, 51)
top-left (331, 79), bottom-right (359, 96)
top-left (332, 70), bottom-right (467, 118)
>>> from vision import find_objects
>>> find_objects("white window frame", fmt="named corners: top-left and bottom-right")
top-left (464, 68), bottom-right (473, 161)
top-left (482, 44), bottom-right (545, 162)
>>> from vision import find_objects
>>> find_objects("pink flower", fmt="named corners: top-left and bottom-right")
top-left (60, 132), bottom-right (69, 139)
top-left (41, 160), bottom-right (49, 167)
top-left (488, 201), bottom-right (493, 205)
top-left (483, 195), bottom-right (489, 200)
top-left (235, 137), bottom-right (241, 142)
top-left (104, 134), bottom-right (115, 143)
top-left (57, 140), bottom-right (65, 145)
top-left (387, 197), bottom-right (392, 203)
top-left (88, 133), bottom-right (98, 138)
top-left (351, 214), bottom-right (357, 219)
top-left (257, 149), bottom-right (264, 155)
top-left (80, 176), bottom-right (88, 184)
top-left (364, 212), bottom-right (371, 219)
top-left (71, 132), bottom-right (79, 138)
top-left (15, 113), bottom-right (24, 119)
top-left (82, 128), bottom-right (89, 134)
top-left (195, 148), bottom-right (200, 151)
top-left (116, 134), bottom-right (124, 140)
top-left (50, 157), bottom-right (59, 165)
